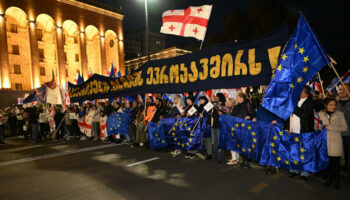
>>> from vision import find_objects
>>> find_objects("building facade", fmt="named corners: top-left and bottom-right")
top-left (0, 0), bottom-right (125, 92)
top-left (125, 46), bottom-right (191, 72)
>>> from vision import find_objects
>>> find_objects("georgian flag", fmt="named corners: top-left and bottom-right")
top-left (160, 5), bottom-right (212, 40)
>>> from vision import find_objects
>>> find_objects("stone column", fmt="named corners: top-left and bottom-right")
top-left (28, 20), bottom-right (41, 88)
top-left (55, 27), bottom-right (66, 87)
top-left (0, 15), bottom-right (10, 88)
top-left (79, 32), bottom-right (88, 78)
top-left (117, 20), bottom-right (125, 75)
top-left (100, 36), bottom-right (107, 76)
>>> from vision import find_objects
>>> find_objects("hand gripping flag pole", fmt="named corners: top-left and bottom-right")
top-left (327, 57), bottom-right (350, 97)
top-left (180, 95), bottom-right (201, 128)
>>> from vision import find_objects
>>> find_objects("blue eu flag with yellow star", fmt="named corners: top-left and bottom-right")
top-left (262, 12), bottom-right (330, 120)
top-left (107, 112), bottom-right (130, 136)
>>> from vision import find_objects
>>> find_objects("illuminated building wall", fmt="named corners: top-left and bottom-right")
top-left (0, 0), bottom-right (124, 92)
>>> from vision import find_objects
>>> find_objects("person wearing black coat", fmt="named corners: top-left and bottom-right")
top-left (289, 86), bottom-right (315, 180)
top-left (151, 98), bottom-right (165, 123)
top-left (210, 93), bottom-right (226, 163)
top-left (28, 106), bottom-right (39, 142)
top-left (54, 107), bottom-right (65, 140)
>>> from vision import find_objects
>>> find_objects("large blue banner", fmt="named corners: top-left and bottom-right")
top-left (107, 112), bottom-right (130, 136)
top-left (219, 115), bottom-right (328, 172)
top-left (68, 25), bottom-right (288, 103)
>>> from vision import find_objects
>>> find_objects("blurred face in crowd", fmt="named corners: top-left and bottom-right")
top-left (225, 100), bottom-right (232, 107)
top-left (146, 97), bottom-right (152, 104)
top-left (339, 84), bottom-right (350, 99)
top-left (155, 99), bottom-right (160, 106)
top-left (132, 101), bottom-right (138, 108)
top-left (126, 101), bottom-right (131, 108)
top-left (300, 89), bottom-right (309, 99)
top-left (174, 97), bottom-right (178, 104)
top-left (186, 99), bottom-right (193, 106)
top-left (114, 103), bottom-right (120, 110)
top-left (325, 100), bottom-right (337, 113)
top-left (236, 96), bottom-right (244, 104)
top-left (199, 99), bottom-right (206, 105)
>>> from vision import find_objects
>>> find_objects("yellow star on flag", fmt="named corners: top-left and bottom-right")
top-left (297, 77), bottom-right (303, 83)
top-left (241, 123), bottom-right (245, 127)
top-left (293, 160), bottom-right (299, 165)
top-left (272, 150), bottom-right (276, 154)
top-left (231, 133), bottom-right (234, 137)
top-left (285, 161), bottom-right (289, 165)
top-left (181, 144), bottom-right (185, 147)
top-left (252, 144), bottom-right (256, 149)
top-left (281, 53), bottom-right (288, 60)
top-left (290, 83), bottom-right (295, 89)
top-left (172, 133), bottom-right (175, 136)
top-left (294, 137), bottom-right (299, 142)
top-left (190, 133), bottom-right (193, 137)
top-left (248, 148), bottom-right (252, 152)
top-left (273, 135), bottom-right (277, 141)
top-left (279, 131), bottom-right (283, 136)
top-left (237, 144), bottom-right (240, 148)
top-left (189, 138), bottom-right (192, 142)
top-left (298, 47), bottom-right (305, 55)
top-left (157, 138), bottom-right (160, 141)
top-left (253, 138), bottom-right (257, 143)
top-left (247, 126), bottom-right (252, 130)
top-left (188, 128), bottom-right (191, 131)
top-left (177, 142), bottom-right (180, 145)
top-left (231, 127), bottom-right (235, 131)
top-left (270, 142), bottom-right (275, 147)
top-left (235, 123), bottom-right (239, 127)
top-left (295, 43), bottom-right (298, 49)
top-left (303, 56), bottom-right (309, 63)
top-left (300, 155), bottom-right (304, 160)
top-left (300, 147), bottom-right (305, 153)
top-left (277, 64), bottom-right (282, 71)
top-left (186, 142), bottom-right (189, 146)
top-left (251, 131), bottom-right (256, 136)
top-left (277, 157), bottom-right (281, 161)
top-left (174, 138), bottom-right (177, 141)
top-left (242, 148), bottom-right (246, 152)
top-left (155, 134), bottom-right (158, 137)
top-left (173, 128), bottom-right (175, 131)
top-left (161, 140), bottom-right (165, 143)
top-left (303, 66), bottom-right (308, 73)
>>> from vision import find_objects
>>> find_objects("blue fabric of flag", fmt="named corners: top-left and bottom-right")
top-left (107, 112), bottom-right (130, 136)
top-left (262, 13), bottom-right (330, 120)
top-left (219, 115), bottom-right (328, 173)
top-left (147, 122), bottom-right (168, 150)
top-left (161, 117), bottom-right (204, 151)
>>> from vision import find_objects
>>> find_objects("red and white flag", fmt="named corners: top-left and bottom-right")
top-left (160, 5), bottom-right (212, 40)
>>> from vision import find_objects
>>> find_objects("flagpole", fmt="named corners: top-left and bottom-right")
top-left (317, 72), bottom-right (325, 97)
top-left (199, 39), bottom-right (204, 50)
top-left (327, 57), bottom-right (350, 97)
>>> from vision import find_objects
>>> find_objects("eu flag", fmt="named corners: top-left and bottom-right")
top-left (262, 12), bottom-right (330, 120)
top-left (107, 112), bottom-right (130, 136)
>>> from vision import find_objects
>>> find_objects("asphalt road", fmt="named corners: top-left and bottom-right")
top-left (0, 137), bottom-right (349, 200)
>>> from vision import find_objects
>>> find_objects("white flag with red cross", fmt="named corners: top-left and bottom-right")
top-left (160, 5), bottom-right (212, 40)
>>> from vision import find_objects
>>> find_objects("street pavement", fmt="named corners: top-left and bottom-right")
top-left (0, 137), bottom-right (349, 200)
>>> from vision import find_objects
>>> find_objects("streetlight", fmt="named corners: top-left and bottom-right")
top-left (139, 0), bottom-right (150, 60)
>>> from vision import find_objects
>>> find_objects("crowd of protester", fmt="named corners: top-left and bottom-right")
top-left (0, 83), bottom-right (349, 189)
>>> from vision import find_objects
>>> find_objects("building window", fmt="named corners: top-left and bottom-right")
top-left (75, 53), bottom-right (79, 62)
top-left (14, 64), bottom-right (21, 74)
top-left (37, 29), bottom-right (43, 41)
top-left (40, 67), bottom-right (45, 76)
top-left (15, 83), bottom-right (22, 90)
top-left (74, 36), bottom-right (78, 44)
top-left (9, 24), bottom-right (18, 33)
top-left (65, 69), bottom-right (69, 77)
top-left (11, 45), bottom-right (19, 55)
top-left (39, 49), bottom-right (45, 62)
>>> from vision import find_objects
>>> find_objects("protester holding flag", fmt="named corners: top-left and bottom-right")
top-left (182, 95), bottom-right (198, 159)
top-left (170, 94), bottom-right (185, 156)
top-left (318, 97), bottom-right (348, 188)
top-left (198, 96), bottom-right (212, 160)
top-left (337, 83), bottom-right (350, 180)
top-left (28, 106), bottom-right (40, 142)
top-left (54, 106), bottom-right (66, 140)
top-left (38, 108), bottom-right (50, 141)
top-left (136, 106), bottom-right (147, 147)
top-left (288, 86), bottom-right (315, 180)
top-left (229, 92), bottom-right (254, 167)
top-left (210, 93), bottom-right (226, 163)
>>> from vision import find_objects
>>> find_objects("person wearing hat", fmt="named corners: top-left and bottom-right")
top-left (183, 95), bottom-right (199, 159)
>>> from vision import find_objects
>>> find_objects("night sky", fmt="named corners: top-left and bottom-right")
top-left (96, 0), bottom-right (348, 82)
